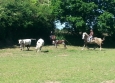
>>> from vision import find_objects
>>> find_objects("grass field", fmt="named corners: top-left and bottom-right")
top-left (0, 45), bottom-right (115, 83)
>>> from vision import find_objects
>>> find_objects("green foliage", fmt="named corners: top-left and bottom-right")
top-left (0, 0), bottom-right (54, 43)
top-left (54, 0), bottom-right (98, 32)
top-left (1, 0), bottom-right (115, 45)
top-left (80, 2), bottom-right (97, 14)
top-left (97, 12), bottom-right (114, 34)
top-left (52, 0), bottom-right (115, 36)
top-left (51, 0), bottom-right (62, 19)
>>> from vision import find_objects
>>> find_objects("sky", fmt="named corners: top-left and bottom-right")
top-left (54, 20), bottom-right (65, 30)
top-left (54, 20), bottom-right (72, 30)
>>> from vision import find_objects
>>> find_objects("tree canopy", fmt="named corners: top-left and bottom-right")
top-left (0, 0), bottom-right (115, 46)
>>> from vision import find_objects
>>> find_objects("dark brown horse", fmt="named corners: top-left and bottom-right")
top-left (50, 35), bottom-right (66, 48)
top-left (82, 32), bottom-right (104, 50)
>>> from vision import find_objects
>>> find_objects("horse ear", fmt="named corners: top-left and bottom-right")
top-left (18, 39), bottom-right (21, 41)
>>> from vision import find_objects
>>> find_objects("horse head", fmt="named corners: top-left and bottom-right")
top-left (50, 35), bottom-right (56, 41)
top-left (82, 32), bottom-right (89, 40)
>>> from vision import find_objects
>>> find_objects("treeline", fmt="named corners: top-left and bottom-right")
top-left (0, 0), bottom-right (55, 46)
top-left (0, 0), bottom-right (115, 47)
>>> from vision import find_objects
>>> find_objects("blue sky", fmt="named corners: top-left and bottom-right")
top-left (54, 20), bottom-right (72, 30)
top-left (54, 20), bottom-right (65, 30)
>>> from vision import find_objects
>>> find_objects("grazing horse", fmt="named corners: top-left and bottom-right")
top-left (18, 39), bottom-right (36, 51)
top-left (35, 38), bottom-right (44, 52)
top-left (50, 35), bottom-right (66, 48)
top-left (82, 32), bottom-right (104, 51)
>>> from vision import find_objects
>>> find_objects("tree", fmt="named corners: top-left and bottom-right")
top-left (0, 0), bottom-right (54, 45)
top-left (52, 0), bottom-right (115, 36)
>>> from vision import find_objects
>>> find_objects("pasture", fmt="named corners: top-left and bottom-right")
top-left (0, 45), bottom-right (115, 83)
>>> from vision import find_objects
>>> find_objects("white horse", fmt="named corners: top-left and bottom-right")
top-left (82, 32), bottom-right (104, 51)
top-left (35, 38), bottom-right (44, 52)
top-left (18, 39), bottom-right (36, 50)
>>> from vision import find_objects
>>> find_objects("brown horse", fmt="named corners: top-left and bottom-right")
top-left (50, 35), bottom-right (66, 48)
top-left (82, 32), bottom-right (104, 50)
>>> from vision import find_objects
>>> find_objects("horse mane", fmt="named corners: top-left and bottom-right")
top-left (83, 32), bottom-right (89, 37)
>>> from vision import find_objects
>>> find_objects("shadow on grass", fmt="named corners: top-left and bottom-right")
top-left (0, 45), bottom-right (18, 49)
top-left (86, 49), bottom-right (106, 51)
top-left (24, 50), bottom-right (33, 51)
top-left (41, 50), bottom-right (49, 53)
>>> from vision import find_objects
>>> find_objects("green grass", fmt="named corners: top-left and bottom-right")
top-left (0, 45), bottom-right (115, 83)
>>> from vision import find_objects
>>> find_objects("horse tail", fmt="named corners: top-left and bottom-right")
top-left (101, 36), bottom-right (105, 44)
top-left (102, 36), bottom-right (105, 41)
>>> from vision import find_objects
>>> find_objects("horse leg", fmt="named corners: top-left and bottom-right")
top-left (20, 45), bottom-right (22, 50)
top-left (27, 45), bottom-right (30, 50)
top-left (64, 44), bottom-right (67, 48)
top-left (99, 45), bottom-right (102, 51)
top-left (27, 46), bottom-right (28, 50)
top-left (64, 43), bottom-right (67, 48)
top-left (36, 48), bottom-right (39, 52)
top-left (82, 44), bottom-right (85, 50)
top-left (93, 46), bottom-right (96, 50)
top-left (39, 46), bottom-right (42, 51)
top-left (22, 45), bottom-right (25, 51)
top-left (62, 42), bottom-right (66, 48)
top-left (22, 46), bottom-right (24, 51)
top-left (36, 48), bottom-right (38, 52)
top-left (20, 43), bottom-right (24, 51)
top-left (28, 47), bottom-right (30, 50)
top-left (86, 44), bottom-right (89, 49)
top-left (20, 47), bottom-right (23, 51)
top-left (37, 46), bottom-right (42, 52)
top-left (55, 43), bottom-right (57, 48)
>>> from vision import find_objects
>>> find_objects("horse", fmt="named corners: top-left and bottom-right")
top-left (82, 32), bottom-right (104, 51)
top-left (18, 39), bottom-right (36, 51)
top-left (35, 38), bottom-right (44, 52)
top-left (50, 35), bottom-right (67, 48)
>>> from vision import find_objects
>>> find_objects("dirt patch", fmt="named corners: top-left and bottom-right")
top-left (101, 80), bottom-right (115, 83)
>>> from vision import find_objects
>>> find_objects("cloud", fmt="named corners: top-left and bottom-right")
top-left (54, 20), bottom-right (64, 30)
